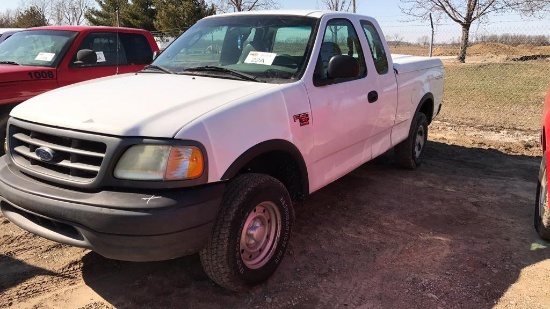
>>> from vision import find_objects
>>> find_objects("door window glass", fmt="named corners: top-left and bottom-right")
top-left (72, 33), bottom-right (127, 67)
top-left (315, 18), bottom-right (366, 82)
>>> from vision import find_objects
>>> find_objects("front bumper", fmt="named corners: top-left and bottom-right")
top-left (0, 156), bottom-right (225, 261)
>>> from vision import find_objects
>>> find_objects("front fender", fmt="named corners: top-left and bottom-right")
top-left (173, 81), bottom-right (314, 184)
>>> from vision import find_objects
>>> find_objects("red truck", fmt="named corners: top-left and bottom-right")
top-left (536, 86), bottom-right (550, 240)
top-left (0, 25), bottom-right (159, 151)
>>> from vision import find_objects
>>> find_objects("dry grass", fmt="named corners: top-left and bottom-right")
top-left (439, 60), bottom-right (550, 131)
top-left (390, 43), bottom-right (550, 58)
top-left (388, 42), bottom-right (550, 131)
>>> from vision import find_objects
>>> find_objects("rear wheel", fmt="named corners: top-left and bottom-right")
top-left (395, 112), bottom-right (428, 169)
top-left (200, 173), bottom-right (294, 291)
top-left (535, 156), bottom-right (550, 240)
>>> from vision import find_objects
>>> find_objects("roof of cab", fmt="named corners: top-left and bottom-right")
top-left (203, 9), bottom-right (371, 19)
top-left (21, 25), bottom-right (150, 33)
top-left (0, 28), bottom-right (25, 34)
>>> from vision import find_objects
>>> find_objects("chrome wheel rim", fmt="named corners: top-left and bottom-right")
top-left (240, 201), bottom-right (281, 269)
top-left (539, 168), bottom-right (548, 220)
top-left (414, 125), bottom-right (426, 159)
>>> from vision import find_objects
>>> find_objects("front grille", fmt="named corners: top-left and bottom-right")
top-left (10, 124), bottom-right (107, 183)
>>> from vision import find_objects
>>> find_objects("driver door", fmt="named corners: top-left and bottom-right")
top-left (305, 18), bottom-right (387, 191)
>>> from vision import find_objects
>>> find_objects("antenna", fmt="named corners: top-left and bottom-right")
top-left (115, 1), bottom-right (120, 75)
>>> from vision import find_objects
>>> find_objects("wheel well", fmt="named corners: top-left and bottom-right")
top-left (235, 151), bottom-right (306, 202)
top-left (222, 140), bottom-right (309, 202)
top-left (418, 95), bottom-right (434, 124)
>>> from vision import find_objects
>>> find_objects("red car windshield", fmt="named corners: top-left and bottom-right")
top-left (0, 30), bottom-right (77, 67)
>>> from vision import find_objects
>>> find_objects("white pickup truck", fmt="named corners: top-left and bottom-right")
top-left (0, 10), bottom-right (443, 290)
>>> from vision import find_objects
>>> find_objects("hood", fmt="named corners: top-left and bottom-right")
top-left (0, 64), bottom-right (56, 83)
top-left (11, 73), bottom-right (278, 138)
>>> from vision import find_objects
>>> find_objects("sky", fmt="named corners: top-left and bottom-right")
top-left (1, 0), bottom-right (548, 42)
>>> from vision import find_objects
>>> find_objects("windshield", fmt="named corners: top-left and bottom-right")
top-left (153, 15), bottom-right (318, 83)
top-left (0, 30), bottom-right (77, 67)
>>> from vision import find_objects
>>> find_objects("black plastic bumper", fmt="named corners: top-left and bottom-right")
top-left (0, 156), bottom-right (225, 261)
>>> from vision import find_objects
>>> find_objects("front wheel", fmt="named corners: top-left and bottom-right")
top-left (395, 112), bottom-right (428, 169)
top-left (200, 173), bottom-right (294, 291)
top-left (535, 156), bottom-right (550, 240)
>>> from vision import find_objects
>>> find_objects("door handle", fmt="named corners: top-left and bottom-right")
top-left (368, 91), bottom-right (378, 103)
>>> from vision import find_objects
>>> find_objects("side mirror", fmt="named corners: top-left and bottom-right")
top-left (313, 55), bottom-right (360, 87)
top-left (327, 55), bottom-right (359, 79)
top-left (74, 49), bottom-right (97, 65)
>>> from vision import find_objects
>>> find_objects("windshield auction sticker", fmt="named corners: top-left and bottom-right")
top-left (244, 52), bottom-right (277, 65)
top-left (35, 52), bottom-right (55, 62)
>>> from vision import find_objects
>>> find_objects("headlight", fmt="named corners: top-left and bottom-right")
top-left (114, 145), bottom-right (204, 181)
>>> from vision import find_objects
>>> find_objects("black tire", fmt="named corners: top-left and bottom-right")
top-left (199, 173), bottom-right (294, 291)
top-left (395, 112), bottom-right (428, 169)
top-left (535, 156), bottom-right (550, 240)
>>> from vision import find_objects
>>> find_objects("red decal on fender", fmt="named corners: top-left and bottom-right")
top-left (293, 113), bottom-right (310, 126)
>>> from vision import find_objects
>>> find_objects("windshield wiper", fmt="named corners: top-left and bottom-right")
top-left (181, 66), bottom-right (259, 82)
top-left (142, 64), bottom-right (175, 74)
top-left (0, 61), bottom-right (19, 65)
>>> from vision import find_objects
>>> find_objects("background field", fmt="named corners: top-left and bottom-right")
top-left (391, 43), bottom-right (550, 134)
top-left (440, 60), bottom-right (549, 132)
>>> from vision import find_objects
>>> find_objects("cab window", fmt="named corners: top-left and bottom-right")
top-left (72, 33), bottom-right (128, 67)
top-left (71, 33), bottom-right (153, 67)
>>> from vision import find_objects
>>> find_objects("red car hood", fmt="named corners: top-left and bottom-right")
top-left (0, 65), bottom-right (56, 83)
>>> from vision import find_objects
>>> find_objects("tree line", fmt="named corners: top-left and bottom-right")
top-left (1, 0), bottom-right (549, 62)
top-left (474, 34), bottom-right (550, 46)
top-left (0, 0), bottom-right (279, 34)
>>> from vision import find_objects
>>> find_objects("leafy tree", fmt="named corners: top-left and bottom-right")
top-left (86, 0), bottom-right (130, 27)
top-left (13, 6), bottom-right (48, 27)
top-left (19, 0), bottom-right (52, 24)
top-left (86, 0), bottom-right (157, 30)
top-left (124, 0), bottom-right (157, 31)
top-left (400, 0), bottom-right (550, 62)
top-left (154, 0), bottom-right (215, 36)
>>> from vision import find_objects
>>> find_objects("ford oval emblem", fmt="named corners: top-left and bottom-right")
top-left (35, 147), bottom-right (55, 162)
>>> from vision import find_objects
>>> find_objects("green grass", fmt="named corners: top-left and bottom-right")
top-left (440, 61), bottom-right (550, 131)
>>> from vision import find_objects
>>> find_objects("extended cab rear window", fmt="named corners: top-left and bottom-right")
top-left (360, 21), bottom-right (389, 75)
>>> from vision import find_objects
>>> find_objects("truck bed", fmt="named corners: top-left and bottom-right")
top-left (392, 54), bottom-right (443, 74)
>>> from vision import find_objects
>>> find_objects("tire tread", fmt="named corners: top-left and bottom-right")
top-left (200, 173), bottom-right (291, 291)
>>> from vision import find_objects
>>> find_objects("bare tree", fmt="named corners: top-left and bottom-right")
top-left (400, 0), bottom-right (550, 62)
top-left (388, 33), bottom-right (405, 46)
top-left (321, 0), bottom-right (352, 11)
top-left (418, 35), bottom-right (430, 46)
top-left (216, 0), bottom-right (279, 12)
top-left (18, 0), bottom-right (92, 25)
top-left (0, 9), bottom-right (19, 27)
top-left (53, 0), bottom-right (92, 25)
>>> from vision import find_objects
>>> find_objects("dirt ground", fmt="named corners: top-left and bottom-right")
top-left (1, 116), bottom-right (549, 308)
